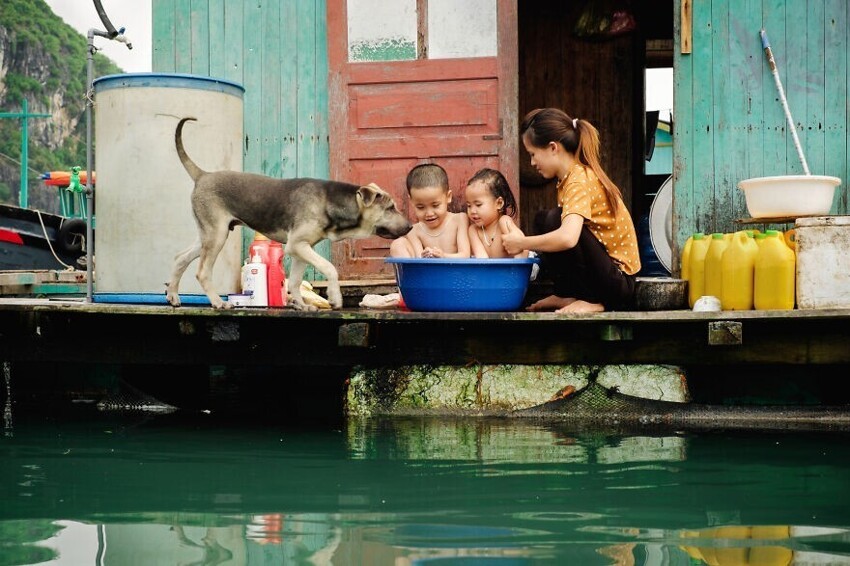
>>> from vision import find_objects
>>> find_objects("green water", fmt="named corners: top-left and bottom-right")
top-left (1, 414), bottom-right (849, 565)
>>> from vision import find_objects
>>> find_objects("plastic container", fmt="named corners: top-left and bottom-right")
top-left (680, 234), bottom-right (696, 281)
top-left (720, 231), bottom-right (758, 310)
top-left (784, 228), bottom-right (796, 250)
top-left (385, 258), bottom-right (539, 312)
top-left (687, 233), bottom-right (711, 308)
top-left (704, 233), bottom-right (728, 299)
top-left (754, 231), bottom-right (795, 310)
top-left (249, 233), bottom-right (287, 307)
top-left (795, 216), bottom-right (850, 308)
top-left (93, 73), bottom-right (244, 295)
top-left (737, 175), bottom-right (840, 218)
top-left (241, 254), bottom-right (269, 307)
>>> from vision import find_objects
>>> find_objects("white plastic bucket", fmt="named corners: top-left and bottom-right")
top-left (93, 73), bottom-right (244, 295)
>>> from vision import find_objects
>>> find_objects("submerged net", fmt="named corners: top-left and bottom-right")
top-left (97, 380), bottom-right (177, 413)
top-left (517, 378), bottom-right (850, 432)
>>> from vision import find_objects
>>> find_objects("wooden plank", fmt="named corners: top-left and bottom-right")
top-left (260, 0), bottom-right (282, 177)
top-left (825, 0), bottom-right (848, 213)
top-left (681, 0), bottom-right (692, 54)
top-left (673, 0), bottom-right (695, 273)
top-left (296, 0), bottom-right (330, 280)
top-left (497, 0), bottom-right (519, 203)
top-left (151, 0), bottom-right (176, 71)
top-left (712, 0), bottom-right (734, 232)
top-left (207, 0), bottom-right (226, 78)
top-left (761, 1), bottom-right (787, 177)
top-left (804, 0), bottom-right (825, 175)
top-left (189, 0), bottom-right (210, 75)
top-left (242, 1), bottom-right (263, 176)
top-left (314, 0), bottom-right (330, 179)
top-left (222, 0), bottom-right (244, 86)
top-left (174, 0), bottom-right (192, 72)
top-left (691, 0), bottom-right (716, 232)
top-left (743, 0), bottom-right (765, 183)
top-left (279, 0), bottom-right (299, 179)
top-left (784, 0), bottom-right (808, 175)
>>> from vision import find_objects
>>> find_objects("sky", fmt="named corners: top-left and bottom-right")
top-left (44, 0), bottom-right (152, 73)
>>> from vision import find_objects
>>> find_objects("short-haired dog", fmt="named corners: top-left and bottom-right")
top-left (166, 117), bottom-right (412, 310)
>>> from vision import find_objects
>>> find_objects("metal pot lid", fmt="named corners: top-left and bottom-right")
top-left (649, 175), bottom-right (673, 273)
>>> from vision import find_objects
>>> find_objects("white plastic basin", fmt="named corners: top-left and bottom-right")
top-left (737, 175), bottom-right (841, 218)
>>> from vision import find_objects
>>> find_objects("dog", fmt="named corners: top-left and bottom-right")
top-left (166, 117), bottom-right (412, 310)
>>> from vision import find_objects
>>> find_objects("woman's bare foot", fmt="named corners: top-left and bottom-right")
top-left (555, 300), bottom-right (605, 314)
top-left (526, 295), bottom-right (576, 311)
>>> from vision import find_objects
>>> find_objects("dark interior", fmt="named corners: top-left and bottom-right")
top-left (517, 0), bottom-right (674, 249)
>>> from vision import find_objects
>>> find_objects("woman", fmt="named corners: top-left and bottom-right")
top-left (502, 108), bottom-right (640, 313)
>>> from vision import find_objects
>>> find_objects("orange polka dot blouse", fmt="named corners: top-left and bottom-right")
top-left (557, 163), bottom-right (641, 275)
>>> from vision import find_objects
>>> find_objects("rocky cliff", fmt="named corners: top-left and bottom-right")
top-left (0, 0), bottom-right (120, 211)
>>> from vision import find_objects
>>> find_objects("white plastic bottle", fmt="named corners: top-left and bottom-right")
top-left (241, 253), bottom-right (268, 306)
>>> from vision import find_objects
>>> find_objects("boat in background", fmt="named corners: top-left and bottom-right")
top-left (0, 169), bottom-right (93, 271)
top-left (0, 203), bottom-right (87, 271)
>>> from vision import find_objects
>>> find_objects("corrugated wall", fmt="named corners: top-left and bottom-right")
top-left (151, 0), bottom-right (330, 273)
top-left (673, 0), bottom-right (848, 263)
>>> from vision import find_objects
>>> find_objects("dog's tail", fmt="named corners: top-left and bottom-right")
top-left (175, 117), bottom-right (205, 182)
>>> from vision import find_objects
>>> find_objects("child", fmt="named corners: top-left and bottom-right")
top-left (390, 163), bottom-right (471, 258)
top-left (501, 108), bottom-right (640, 313)
top-left (464, 168), bottom-right (527, 259)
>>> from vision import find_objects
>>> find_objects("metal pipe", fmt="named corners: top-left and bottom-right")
top-left (760, 29), bottom-right (811, 175)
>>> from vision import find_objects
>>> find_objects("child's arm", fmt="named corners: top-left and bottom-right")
top-left (406, 227), bottom-right (426, 257)
top-left (468, 223), bottom-right (489, 258)
top-left (444, 213), bottom-right (471, 258)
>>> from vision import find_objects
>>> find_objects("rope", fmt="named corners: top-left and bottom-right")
top-left (35, 209), bottom-right (75, 270)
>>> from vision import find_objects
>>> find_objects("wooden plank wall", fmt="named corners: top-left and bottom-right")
top-left (151, 0), bottom-right (331, 276)
top-left (673, 0), bottom-right (849, 269)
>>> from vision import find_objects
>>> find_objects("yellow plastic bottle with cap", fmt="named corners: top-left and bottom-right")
top-left (704, 233), bottom-right (728, 299)
top-left (754, 230), bottom-right (796, 310)
top-left (720, 231), bottom-right (758, 310)
top-left (680, 234), bottom-right (695, 281)
top-left (687, 233), bottom-right (711, 308)
top-left (784, 228), bottom-right (796, 250)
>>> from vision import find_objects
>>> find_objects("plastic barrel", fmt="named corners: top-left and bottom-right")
top-left (93, 73), bottom-right (244, 295)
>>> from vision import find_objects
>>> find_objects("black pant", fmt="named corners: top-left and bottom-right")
top-left (534, 208), bottom-right (636, 310)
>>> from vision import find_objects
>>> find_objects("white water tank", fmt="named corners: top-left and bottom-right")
top-left (93, 73), bottom-right (244, 297)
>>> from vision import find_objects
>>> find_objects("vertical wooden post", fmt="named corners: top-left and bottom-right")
top-left (681, 0), bottom-right (692, 54)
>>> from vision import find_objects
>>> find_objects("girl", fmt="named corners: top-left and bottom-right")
top-left (465, 168), bottom-right (527, 258)
top-left (501, 108), bottom-right (640, 313)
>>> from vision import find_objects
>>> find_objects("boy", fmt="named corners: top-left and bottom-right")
top-left (390, 163), bottom-right (471, 258)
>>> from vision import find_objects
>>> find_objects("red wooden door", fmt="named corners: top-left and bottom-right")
top-left (327, 0), bottom-right (518, 279)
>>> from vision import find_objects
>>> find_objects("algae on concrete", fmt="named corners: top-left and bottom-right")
top-left (346, 364), bottom-right (689, 417)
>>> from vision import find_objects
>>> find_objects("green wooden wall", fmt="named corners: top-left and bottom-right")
top-left (673, 0), bottom-right (849, 265)
top-left (151, 0), bottom-right (330, 275)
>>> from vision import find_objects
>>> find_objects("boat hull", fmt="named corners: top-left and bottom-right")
top-left (0, 203), bottom-right (88, 270)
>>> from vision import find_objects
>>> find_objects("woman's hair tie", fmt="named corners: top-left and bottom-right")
top-left (572, 117), bottom-right (578, 129)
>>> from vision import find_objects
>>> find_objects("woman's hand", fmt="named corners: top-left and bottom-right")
top-left (501, 231), bottom-right (525, 255)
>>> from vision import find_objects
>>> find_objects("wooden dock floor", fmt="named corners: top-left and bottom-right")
top-left (2, 296), bottom-right (849, 368)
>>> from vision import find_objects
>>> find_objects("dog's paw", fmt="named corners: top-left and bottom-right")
top-left (166, 293), bottom-right (182, 307)
top-left (288, 298), bottom-right (318, 312)
top-left (211, 300), bottom-right (231, 310)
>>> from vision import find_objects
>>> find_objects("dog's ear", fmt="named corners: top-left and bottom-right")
top-left (357, 183), bottom-right (382, 207)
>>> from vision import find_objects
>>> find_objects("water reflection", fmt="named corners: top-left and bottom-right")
top-left (1, 415), bottom-right (849, 564)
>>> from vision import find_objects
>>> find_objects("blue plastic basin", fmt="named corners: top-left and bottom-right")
top-left (385, 257), bottom-right (540, 312)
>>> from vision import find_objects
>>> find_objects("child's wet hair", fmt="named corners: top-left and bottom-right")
top-left (467, 168), bottom-right (517, 218)
top-left (406, 163), bottom-right (449, 193)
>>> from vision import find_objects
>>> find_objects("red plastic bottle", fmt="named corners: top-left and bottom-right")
top-left (249, 233), bottom-right (287, 307)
